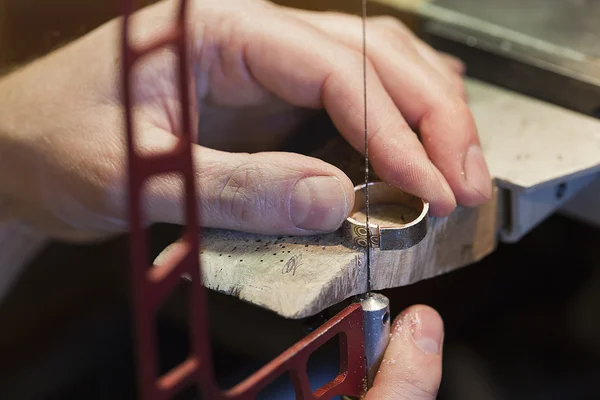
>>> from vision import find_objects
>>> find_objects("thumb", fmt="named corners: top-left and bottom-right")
top-left (144, 143), bottom-right (355, 235)
top-left (366, 305), bottom-right (444, 400)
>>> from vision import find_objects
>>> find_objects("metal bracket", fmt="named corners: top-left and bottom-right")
top-left (498, 173), bottom-right (599, 243)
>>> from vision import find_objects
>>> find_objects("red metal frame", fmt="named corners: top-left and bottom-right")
top-left (122, 0), bottom-right (366, 398)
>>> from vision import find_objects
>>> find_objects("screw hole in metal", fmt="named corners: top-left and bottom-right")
top-left (382, 311), bottom-right (390, 325)
top-left (556, 183), bottom-right (567, 200)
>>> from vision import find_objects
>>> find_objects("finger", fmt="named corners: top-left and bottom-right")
top-left (286, 11), bottom-right (492, 207)
top-left (438, 52), bottom-right (466, 75)
top-left (410, 38), bottom-right (467, 99)
top-left (239, 8), bottom-right (456, 215)
top-left (366, 305), bottom-right (444, 400)
top-left (140, 127), bottom-right (355, 234)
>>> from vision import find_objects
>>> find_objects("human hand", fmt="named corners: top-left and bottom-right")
top-left (0, 0), bottom-right (491, 242)
top-left (367, 305), bottom-right (444, 399)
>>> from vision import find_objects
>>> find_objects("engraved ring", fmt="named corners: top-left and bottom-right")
top-left (342, 182), bottom-right (429, 250)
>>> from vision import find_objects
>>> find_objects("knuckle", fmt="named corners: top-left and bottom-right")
top-left (371, 15), bottom-right (404, 30)
top-left (428, 90), bottom-right (468, 116)
top-left (369, 17), bottom-right (418, 56)
top-left (325, 10), bottom-right (362, 24)
top-left (370, 16), bottom-right (412, 41)
top-left (449, 95), bottom-right (472, 117)
top-left (345, 46), bottom-right (364, 63)
top-left (217, 163), bottom-right (265, 226)
top-left (339, 47), bottom-right (373, 75)
top-left (419, 93), bottom-right (475, 139)
top-left (391, 366), bottom-right (441, 399)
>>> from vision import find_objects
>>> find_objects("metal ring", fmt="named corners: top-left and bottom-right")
top-left (342, 182), bottom-right (429, 251)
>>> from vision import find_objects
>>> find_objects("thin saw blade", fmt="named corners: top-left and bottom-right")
top-left (361, 0), bottom-right (372, 293)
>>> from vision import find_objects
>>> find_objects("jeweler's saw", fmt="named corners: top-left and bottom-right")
top-left (122, 0), bottom-right (428, 398)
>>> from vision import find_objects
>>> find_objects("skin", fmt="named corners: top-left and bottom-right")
top-left (0, 0), bottom-right (490, 395)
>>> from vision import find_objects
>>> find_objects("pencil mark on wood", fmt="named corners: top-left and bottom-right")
top-left (282, 254), bottom-right (303, 276)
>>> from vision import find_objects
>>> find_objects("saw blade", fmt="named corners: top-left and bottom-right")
top-left (361, 0), bottom-right (372, 293)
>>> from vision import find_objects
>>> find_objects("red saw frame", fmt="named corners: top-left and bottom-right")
top-left (121, 0), bottom-right (367, 398)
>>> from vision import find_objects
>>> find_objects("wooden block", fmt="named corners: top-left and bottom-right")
top-left (156, 189), bottom-right (496, 319)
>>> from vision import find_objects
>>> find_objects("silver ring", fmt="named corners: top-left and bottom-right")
top-left (343, 182), bottom-right (429, 250)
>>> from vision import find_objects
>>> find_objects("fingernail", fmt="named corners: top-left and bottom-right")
top-left (290, 176), bottom-right (347, 231)
top-left (409, 307), bottom-right (444, 355)
top-left (464, 144), bottom-right (492, 200)
top-left (432, 166), bottom-right (456, 207)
